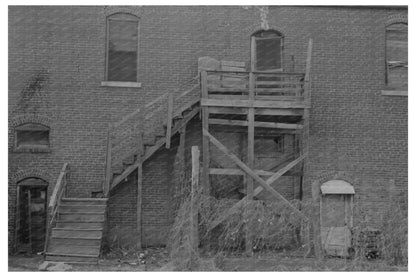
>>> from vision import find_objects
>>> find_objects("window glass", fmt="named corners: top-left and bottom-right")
top-left (15, 124), bottom-right (50, 151)
top-left (386, 23), bottom-right (407, 90)
top-left (256, 38), bottom-right (282, 70)
top-left (107, 16), bottom-right (139, 82)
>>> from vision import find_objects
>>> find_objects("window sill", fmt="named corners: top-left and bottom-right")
top-left (101, 81), bottom-right (142, 88)
top-left (381, 90), bottom-right (408, 97)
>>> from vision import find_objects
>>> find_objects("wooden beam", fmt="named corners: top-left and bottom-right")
top-left (208, 106), bottom-right (248, 115)
top-left (209, 168), bottom-right (275, 176)
top-left (208, 154), bottom-right (306, 230)
top-left (201, 71), bottom-right (210, 195)
top-left (256, 108), bottom-right (304, 116)
top-left (209, 118), bottom-right (303, 130)
top-left (191, 146), bottom-right (200, 253)
top-left (114, 107), bottom-right (141, 128)
top-left (145, 92), bottom-right (169, 108)
top-left (203, 129), bottom-right (308, 221)
top-left (207, 87), bottom-right (249, 93)
top-left (208, 106), bottom-right (304, 116)
top-left (136, 154), bottom-right (143, 250)
top-left (165, 93), bottom-right (174, 149)
top-left (49, 163), bottom-right (69, 209)
top-left (104, 124), bottom-right (113, 196)
top-left (201, 98), bottom-right (309, 109)
top-left (208, 94), bottom-right (304, 102)
top-left (209, 167), bottom-right (301, 177)
top-left (305, 39), bottom-right (313, 82)
top-left (246, 72), bottom-right (255, 255)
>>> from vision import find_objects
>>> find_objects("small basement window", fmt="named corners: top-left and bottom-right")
top-left (14, 123), bottom-right (50, 152)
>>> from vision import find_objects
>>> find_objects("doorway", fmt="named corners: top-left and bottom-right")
top-left (16, 178), bottom-right (48, 254)
top-left (320, 180), bottom-right (354, 257)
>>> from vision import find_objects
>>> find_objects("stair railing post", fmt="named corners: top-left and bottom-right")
top-left (165, 92), bottom-right (174, 149)
top-left (104, 123), bottom-right (113, 196)
top-left (191, 146), bottom-right (200, 254)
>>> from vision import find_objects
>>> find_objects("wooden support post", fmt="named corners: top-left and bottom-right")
top-left (137, 132), bottom-right (143, 250)
top-left (303, 38), bottom-right (315, 256)
top-left (245, 72), bottom-right (255, 256)
top-left (104, 123), bottom-right (113, 196)
top-left (191, 146), bottom-right (200, 253)
top-left (177, 126), bottom-right (186, 202)
top-left (201, 71), bottom-right (210, 195)
top-left (166, 93), bottom-right (174, 149)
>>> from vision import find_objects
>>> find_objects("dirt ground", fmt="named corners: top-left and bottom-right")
top-left (8, 249), bottom-right (407, 272)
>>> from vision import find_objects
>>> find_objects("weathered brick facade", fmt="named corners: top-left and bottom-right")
top-left (9, 6), bottom-right (407, 251)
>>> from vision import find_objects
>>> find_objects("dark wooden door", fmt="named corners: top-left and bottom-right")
top-left (16, 179), bottom-right (47, 254)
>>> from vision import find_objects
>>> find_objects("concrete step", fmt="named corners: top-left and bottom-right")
top-left (61, 198), bottom-right (108, 206)
top-left (45, 253), bottom-right (98, 264)
top-left (48, 244), bottom-right (101, 256)
top-left (58, 212), bottom-right (105, 222)
top-left (59, 205), bottom-right (106, 213)
top-left (50, 237), bottom-right (102, 247)
top-left (55, 221), bottom-right (104, 229)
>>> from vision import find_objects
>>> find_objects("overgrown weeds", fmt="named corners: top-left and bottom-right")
top-left (351, 200), bottom-right (407, 266)
top-left (106, 226), bottom-right (141, 259)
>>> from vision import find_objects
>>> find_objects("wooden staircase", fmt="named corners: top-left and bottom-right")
top-left (44, 78), bottom-right (200, 263)
top-left (45, 198), bottom-right (107, 264)
top-left (106, 79), bottom-right (201, 192)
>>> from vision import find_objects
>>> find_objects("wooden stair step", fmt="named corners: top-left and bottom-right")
top-left (45, 253), bottom-right (98, 264)
top-left (52, 228), bottom-right (103, 238)
top-left (59, 205), bottom-right (106, 213)
top-left (55, 221), bottom-right (104, 229)
top-left (111, 164), bottom-right (124, 174)
top-left (122, 155), bottom-right (135, 165)
top-left (50, 237), bottom-right (101, 247)
top-left (61, 198), bottom-right (108, 206)
top-left (58, 212), bottom-right (105, 222)
top-left (48, 244), bottom-right (101, 256)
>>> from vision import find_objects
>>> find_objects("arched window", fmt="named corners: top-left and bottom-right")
top-left (385, 23), bottom-right (407, 90)
top-left (106, 13), bottom-right (139, 82)
top-left (251, 30), bottom-right (284, 72)
top-left (14, 123), bottom-right (50, 152)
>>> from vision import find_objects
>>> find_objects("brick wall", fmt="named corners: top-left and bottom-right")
top-left (9, 6), bottom-right (407, 250)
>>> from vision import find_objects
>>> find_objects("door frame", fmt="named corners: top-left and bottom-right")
top-left (14, 178), bottom-right (48, 253)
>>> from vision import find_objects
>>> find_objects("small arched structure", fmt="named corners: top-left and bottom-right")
top-left (320, 180), bottom-right (354, 257)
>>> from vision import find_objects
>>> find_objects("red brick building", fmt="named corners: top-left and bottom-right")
top-left (8, 6), bottom-right (407, 259)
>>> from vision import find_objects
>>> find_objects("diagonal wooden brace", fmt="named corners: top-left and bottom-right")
top-left (203, 128), bottom-right (308, 230)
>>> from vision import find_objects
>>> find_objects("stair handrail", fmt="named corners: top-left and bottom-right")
top-left (105, 75), bottom-right (200, 191)
top-left (44, 162), bottom-right (70, 254)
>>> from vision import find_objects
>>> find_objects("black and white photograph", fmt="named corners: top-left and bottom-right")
top-left (6, 2), bottom-right (409, 272)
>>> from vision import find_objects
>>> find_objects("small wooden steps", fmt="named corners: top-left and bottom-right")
top-left (45, 197), bottom-right (107, 264)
